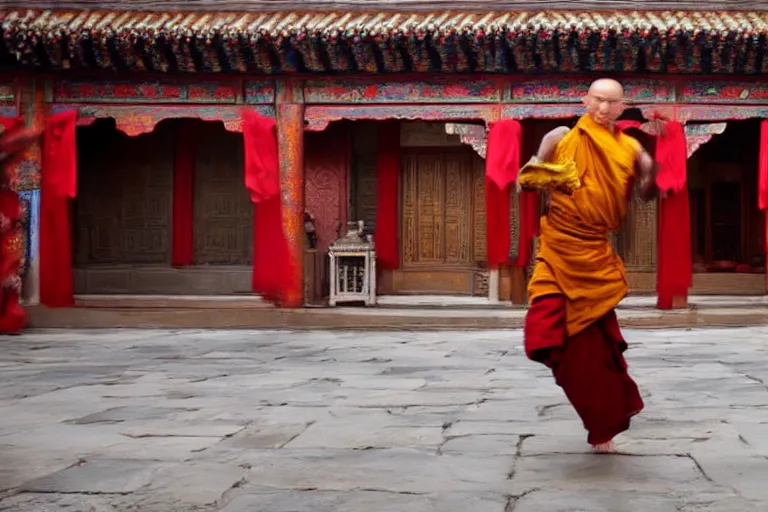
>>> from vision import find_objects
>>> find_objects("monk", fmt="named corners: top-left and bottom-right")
top-left (0, 184), bottom-right (26, 334)
top-left (521, 79), bottom-right (659, 454)
top-left (0, 118), bottom-right (41, 334)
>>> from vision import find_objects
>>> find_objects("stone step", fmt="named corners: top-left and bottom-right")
top-left (74, 295), bottom-right (273, 310)
top-left (26, 304), bottom-right (768, 331)
top-left (72, 294), bottom-right (768, 311)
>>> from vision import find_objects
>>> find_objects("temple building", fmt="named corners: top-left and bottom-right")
top-left (1, 1), bottom-right (767, 317)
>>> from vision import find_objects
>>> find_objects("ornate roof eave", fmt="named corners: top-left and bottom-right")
top-left (2, 9), bottom-right (768, 75)
top-left (8, 1), bottom-right (767, 13)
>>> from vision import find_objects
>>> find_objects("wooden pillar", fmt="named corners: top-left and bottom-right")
top-left (509, 267), bottom-right (528, 304)
top-left (276, 82), bottom-right (305, 308)
top-left (14, 77), bottom-right (45, 305)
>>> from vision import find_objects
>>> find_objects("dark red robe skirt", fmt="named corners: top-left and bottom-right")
top-left (524, 294), bottom-right (644, 445)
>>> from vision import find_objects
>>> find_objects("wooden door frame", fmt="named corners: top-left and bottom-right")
top-left (398, 145), bottom-right (482, 271)
top-left (380, 145), bottom-right (487, 295)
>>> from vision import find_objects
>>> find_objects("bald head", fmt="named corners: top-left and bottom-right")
top-left (588, 78), bottom-right (625, 97)
top-left (583, 78), bottom-right (626, 126)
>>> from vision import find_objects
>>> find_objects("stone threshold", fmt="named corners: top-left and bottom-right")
top-left (26, 301), bottom-right (768, 330)
top-left (71, 293), bottom-right (768, 311)
top-left (378, 294), bottom-right (768, 310)
top-left (74, 294), bottom-right (273, 310)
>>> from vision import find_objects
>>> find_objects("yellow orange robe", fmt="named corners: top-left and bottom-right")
top-left (527, 114), bottom-right (641, 337)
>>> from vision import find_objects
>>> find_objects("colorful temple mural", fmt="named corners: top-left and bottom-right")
top-left (1, 2), bottom-right (768, 320)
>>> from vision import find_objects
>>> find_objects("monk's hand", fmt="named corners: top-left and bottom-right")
top-left (516, 182), bottom-right (537, 193)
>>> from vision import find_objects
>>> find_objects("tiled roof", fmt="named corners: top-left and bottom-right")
top-left (2, 9), bottom-right (768, 74)
top-left (10, 1), bottom-right (767, 13)
top-left (5, 9), bottom-right (768, 36)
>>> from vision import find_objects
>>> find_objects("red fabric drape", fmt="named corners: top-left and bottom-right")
top-left (525, 295), bottom-right (643, 445)
top-left (758, 122), bottom-right (768, 253)
top-left (242, 110), bottom-right (293, 303)
top-left (0, 117), bottom-right (24, 152)
top-left (171, 121), bottom-right (197, 266)
top-left (0, 117), bottom-right (22, 132)
top-left (614, 120), bottom-right (642, 132)
top-left (758, 121), bottom-right (768, 291)
top-left (485, 119), bottom-right (522, 268)
top-left (40, 110), bottom-right (77, 308)
top-left (656, 122), bottom-right (689, 195)
top-left (760, 121), bottom-right (768, 212)
top-left (0, 188), bottom-right (26, 333)
top-left (243, 112), bottom-right (280, 203)
top-left (376, 122), bottom-right (400, 270)
top-left (0, 117), bottom-right (42, 171)
top-left (655, 121), bottom-right (692, 309)
top-left (514, 190), bottom-right (540, 267)
top-left (0, 117), bottom-right (23, 170)
top-left (0, 116), bottom-right (30, 332)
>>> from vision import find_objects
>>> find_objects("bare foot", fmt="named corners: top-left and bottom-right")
top-left (591, 441), bottom-right (617, 454)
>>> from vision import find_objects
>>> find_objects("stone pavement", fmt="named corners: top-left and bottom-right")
top-left (0, 327), bottom-right (767, 511)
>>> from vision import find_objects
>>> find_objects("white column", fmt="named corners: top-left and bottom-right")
top-left (21, 189), bottom-right (40, 305)
top-left (488, 269), bottom-right (500, 303)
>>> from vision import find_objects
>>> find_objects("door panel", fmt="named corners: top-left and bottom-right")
top-left (391, 149), bottom-right (485, 295)
top-left (443, 154), bottom-right (473, 265)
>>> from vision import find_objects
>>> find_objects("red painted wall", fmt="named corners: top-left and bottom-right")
top-left (304, 123), bottom-right (349, 251)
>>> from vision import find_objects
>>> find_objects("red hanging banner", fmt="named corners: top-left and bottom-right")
top-left (171, 121), bottom-right (198, 267)
top-left (758, 121), bottom-right (768, 291)
top-left (655, 121), bottom-right (692, 309)
top-left (40, 110), bottom-right (77, 308)
top-left (485, 119), bottom-right (522, 269)
top-left (514, 190), bottom-right (541, 267)
top-left (375, 121), bottom-right (400, 270)
top-left (760, 121), bottom-right (768, 212)
top-left (241, 110), bottom-right (294, 304)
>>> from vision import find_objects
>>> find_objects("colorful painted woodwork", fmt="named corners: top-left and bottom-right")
top-left (52, 80), bottom-right (275, 104)
top-left (304, 80), bottom-right (501, 104)
top-left (29, 76), bottom-right (768, 112)
top-left (277, 102), bottom-right (306, 308)
top-left (0, 83), bottom-right (14, 105)
top-left (305, 105), bottom-right (499, 132)
top-left (50, 104), bottom-right (274, 136)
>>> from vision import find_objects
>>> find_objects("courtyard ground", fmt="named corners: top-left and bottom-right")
top-left (0, 327), bottom-right (767, 511)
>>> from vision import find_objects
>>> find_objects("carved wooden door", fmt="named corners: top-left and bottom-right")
top-left (390, 148), bottom-right (486, 295)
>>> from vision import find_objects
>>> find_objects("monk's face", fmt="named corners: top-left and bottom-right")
top-left (583, 80), bottom-right (625, 126)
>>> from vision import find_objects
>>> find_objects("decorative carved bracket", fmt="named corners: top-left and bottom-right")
top-left (637, 121), bottom-right (727, 158)
top-left (50, 104), bottom-right (275, 136)
top-left (444, 123), bottom-right (487, 159)
top-left (304, 105), bottom-right (498, 132)
top-left (441, 117), bottom-right (727, 162)
top-left (441, 118), bottom-right (728, 162)
top-left (683, 123), bottom-right (727, 158)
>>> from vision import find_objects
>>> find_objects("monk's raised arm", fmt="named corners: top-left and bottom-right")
top-left (636, 148), bottom-right (658, 202)
top-left (536, 126), bottom-right (570, 162)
